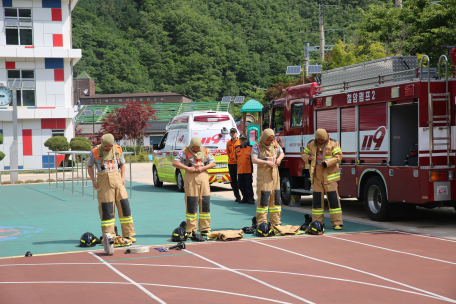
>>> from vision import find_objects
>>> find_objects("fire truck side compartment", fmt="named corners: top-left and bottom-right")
top-left (390, 103), bottom-right (418, 166)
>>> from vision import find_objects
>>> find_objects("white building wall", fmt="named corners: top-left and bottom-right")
top-left (0, 0), bottom-right (81, 169)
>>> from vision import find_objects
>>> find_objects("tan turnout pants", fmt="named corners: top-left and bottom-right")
top-left (256, 165), bottom-right (281, 226)
top-left (312, 165), bottom-right (343, 226)
top-left (184, 171), bottom-right (211, 232)
top-left (97, 170), bottom-right (135, 237)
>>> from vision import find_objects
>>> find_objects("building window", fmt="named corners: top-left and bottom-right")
top-left (133, 98), bottom-right (136, 101)
top-left (4, 8), bottom-right (32, 46)
top-left (154, 98), bottom-right (157, 101)
top-left (119, 99), bottom-right (122, 102)
top-left (147, 98), bottom-right (150, 101)
top-left (112, 99), bottom-right (115, 102)
top-left (52, 129), bottom-right (65, 137)
top-left (160, 97), bottom-right (164, 100)
top-left (7, 70), bottom-right (35, 106)
top-left (140, 98), bottom-right (143, 101)
top-left (105, 99), bottom-right (108, 102)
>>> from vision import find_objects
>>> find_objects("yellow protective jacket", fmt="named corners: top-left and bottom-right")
top-left (300, 138), bottom-right (342, 184)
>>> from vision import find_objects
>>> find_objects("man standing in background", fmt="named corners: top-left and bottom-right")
top-left (235, 133), bottom-right (254, 204)
top-left (227, 127), bottom-right (241, 202)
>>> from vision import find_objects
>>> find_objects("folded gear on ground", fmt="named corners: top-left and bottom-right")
top-left (114, 235), bottom-right (133, 247)
top-left (208, 230), bottom-right (244, 241)
top-left (272, 225), bottom-right (302, 236)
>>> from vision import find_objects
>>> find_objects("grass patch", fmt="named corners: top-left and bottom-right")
top-left (15, 181), bottom-right (24, 184)
top-left (24, 180), bottom-right (36, 184)
top-left (46, 179), bottom-right (56, 182)
top-left (1, 181), bottom-right (12, 185)
top-left (35, 179), bottom-right (45, 183)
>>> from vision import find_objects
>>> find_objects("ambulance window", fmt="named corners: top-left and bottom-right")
top-left (271, 106), bottom-right (284, 133)
top-left (158, 133), bottom-right (168, 149)
top-left (291, 103), bottom-right (303, 127)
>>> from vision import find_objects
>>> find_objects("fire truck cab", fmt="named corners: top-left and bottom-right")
top-left (270, 55), bottom-right (456, 221)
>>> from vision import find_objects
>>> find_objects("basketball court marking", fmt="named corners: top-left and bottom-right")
top-left (89, 252), bottom-right (166, 303)
top-left (326, 235), bottom-right (456, 265)
top-left (184, 248), bottom-right (316, 304)
top-left (252, 240), bottom-right (456, 303)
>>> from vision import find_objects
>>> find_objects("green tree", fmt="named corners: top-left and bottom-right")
top-left (0, 133), bottom-right (4, 161)
top-left (357, 0), bottom-right (456, 65)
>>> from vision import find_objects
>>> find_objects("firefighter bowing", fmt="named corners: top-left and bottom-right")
top-left (88, 134), bottom-right (136, 243)
top-left (301, 129), bottom-right (344, 229)
top-left (251, 129), bottom-right (285, 226)
top-left (172, 137), bottom-right (216, 237)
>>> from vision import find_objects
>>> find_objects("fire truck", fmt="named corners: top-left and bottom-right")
top-left (268, 55), bottom-right (455, 221)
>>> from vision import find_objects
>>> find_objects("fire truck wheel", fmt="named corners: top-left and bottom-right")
top-left (153, 166), bottom-right (163, 187)
top-left (176, 170), bottom-right (185, 192)
top-left (280, 171), bottom-right (293, 206)
top-left (364, 176), bottom-right (389, 221)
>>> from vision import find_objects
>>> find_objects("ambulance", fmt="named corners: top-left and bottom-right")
top-left (152, 111), bottom-right (236, 191)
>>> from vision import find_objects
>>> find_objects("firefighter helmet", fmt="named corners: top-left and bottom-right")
top-left (256, 222), bottom-right (273, 237)
top-left (172, 221), bottom-right (188, 242)
top-left (79, 232), bottom-right (100, 247)
top-left (307, 221), bottom-right (324, 235)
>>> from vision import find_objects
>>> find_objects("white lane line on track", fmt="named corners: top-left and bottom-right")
top-left (184, 249), bottom-right (315, 304)
top-left (0, 262), bottom-right (447, 301)
top-left (89, 252), bottom-right (166, 304)
top-left (327, 235), bottom-right (456, 265)
top-left (0, 281), bottom-right (293, 304)
top-left (252, 240), bottom-right (456, 303)
top-left (393, 231), bottom-right (456, 243)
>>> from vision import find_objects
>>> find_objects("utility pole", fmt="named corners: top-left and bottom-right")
top-left (318, 3), bottom-right (337, 61)
top-left (9, 82), bottom-right (18, 183)
top-left (304, 42), bottom-right (309, 84)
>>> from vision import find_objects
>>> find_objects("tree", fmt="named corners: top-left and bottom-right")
top-left (75, 125), bottom-right (83, 137)
top-left (99, 100), bottom-right (157, 155)
top-left (357, 0), bottom-right (456, 65)
top-left (322, 40), bottom-right (390, 70)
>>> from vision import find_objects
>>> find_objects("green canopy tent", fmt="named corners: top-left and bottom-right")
top-left (240, 99), bottom-right (264, 144)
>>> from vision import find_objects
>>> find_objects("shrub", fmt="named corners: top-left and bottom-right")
top-left (35, 179), bottom-right (44, 183)
top-left (2, 181), bottom-right (12, 184)
top-left (0, 151), bottom-right (5, 161)
top-left (15, 180), bottom-right (24, 184)
top-left (25, 180), bottom-right (35, 184)
top-left (137, 153), bottom-right (149, 162)
top-left (46, 179), bottom-right (56, 182)
top-left (44, 136), bottom-right (70, 151)
top-left (0, 132), bottom-right (3, 144)
top-left (70, 137), bottom-right (92, 151)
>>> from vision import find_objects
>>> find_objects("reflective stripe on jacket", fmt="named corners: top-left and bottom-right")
top-left (301, 138), bottom-right (342, 183)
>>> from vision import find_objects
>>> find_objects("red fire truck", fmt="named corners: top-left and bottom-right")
top-left (268, 55), bottom-right (455, 221)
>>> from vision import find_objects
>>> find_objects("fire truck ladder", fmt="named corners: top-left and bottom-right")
top-left (422, 55), bottom-right (452, 167)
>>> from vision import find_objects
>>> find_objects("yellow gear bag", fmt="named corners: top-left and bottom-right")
top-left (272, 225), bottom-right (302, 236)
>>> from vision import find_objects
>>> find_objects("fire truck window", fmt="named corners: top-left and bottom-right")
top-left (291, 104), bottom-right (303, 127)
top-left (272, 107), bottom-right (284, 133)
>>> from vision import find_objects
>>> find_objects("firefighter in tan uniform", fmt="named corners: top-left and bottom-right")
top-left (251, 129), bottom-right (284, 226)
top-left (172, 137), bottom-right (216, 236)
top-left (88, 134), bottom-right (136, 242)
top-left (301, 129), bottom-right (343, 229)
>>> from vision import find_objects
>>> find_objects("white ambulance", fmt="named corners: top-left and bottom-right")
top-left (152, 111), bottom-right (236, 191)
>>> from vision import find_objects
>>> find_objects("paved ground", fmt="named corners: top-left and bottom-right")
top-left (2, 162), bottom-right (455, 239)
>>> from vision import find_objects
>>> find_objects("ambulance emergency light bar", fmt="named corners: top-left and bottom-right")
top-left (194, 115), bottom-right (230, 122)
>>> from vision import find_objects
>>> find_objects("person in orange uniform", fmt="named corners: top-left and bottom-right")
top-left (226, 127), bottom-right (241, 202)
top-left (235, 133), bottom-right (254, 204)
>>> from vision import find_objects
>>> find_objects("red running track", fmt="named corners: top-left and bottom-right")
top-left (0, 230), bottom-right (455, 304)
